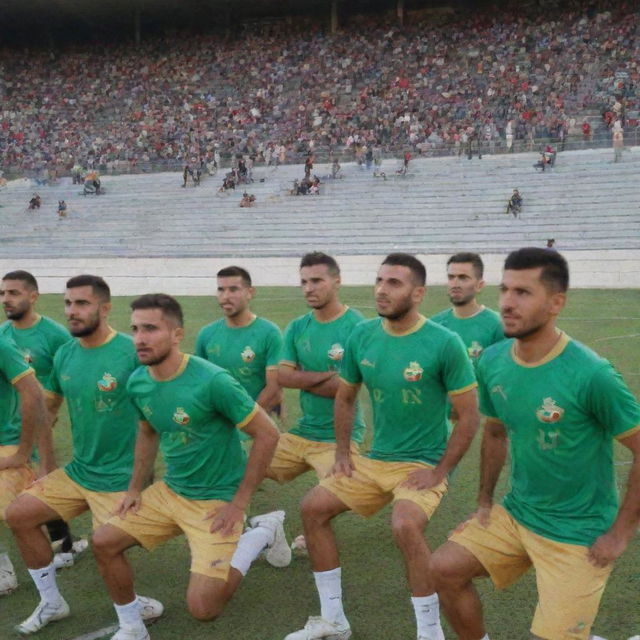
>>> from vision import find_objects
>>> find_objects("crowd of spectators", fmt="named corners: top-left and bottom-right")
top-left (0, 0), bottom-right (637, 177)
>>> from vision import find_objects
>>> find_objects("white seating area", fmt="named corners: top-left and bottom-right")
top-left (1, 147), bottom-right (638, 260)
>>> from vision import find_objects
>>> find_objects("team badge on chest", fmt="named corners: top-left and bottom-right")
top-left (403, 361), bottom-right (423, 382)
top-left (173, 407), bottom-right (190, 426)
top-left (97, 372), bottom-right (117, 392)
top-left (328, 343), bottom-right (345, 361)
top-left (241, 346), bottom-right (256, 363)
top-left (467, 341), bottom-right (483, 359)
top-left (536, 397), bottom-right (564, 423)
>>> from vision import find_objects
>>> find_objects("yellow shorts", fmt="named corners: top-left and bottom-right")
top-left (0, 445), bottom-right (35, 519)
top-left (25, 468), bottom-right (125, 529)
top-left (268, 432), bottom-right (359, 483)
top-left (320, 455), bottom-right (447, 518)
top-left (449, 504), bottom-right (612, 640)
top-left (106, 481), bottom-right (242, 580)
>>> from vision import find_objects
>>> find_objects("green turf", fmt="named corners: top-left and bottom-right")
top-left (1, 286), bottom-right (639, 640)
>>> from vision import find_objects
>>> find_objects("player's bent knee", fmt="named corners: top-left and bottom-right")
top-left (92, 524), bottom-right (132, 559)
top-left (430, 543), bottom-right (479, 588)
top-left (300, 487), bottom-right (342, 525)
top-left (5, 495), bottom-right (49, 530)
top-left (391, 512), bottom-right (424, 543)
top-left (187, 595), bottom-right (224, 621)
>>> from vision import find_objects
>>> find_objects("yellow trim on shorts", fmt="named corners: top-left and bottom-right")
top-left (237, 403), bottom-right (259, 430)
top-left (448, 381), bottom-right (478, 396)
top-left (11, 368), bottom-right (35, 385)
top-left (616, 424), bottom-right (640, 441)
top-left (279, 360), bottom-right (297, 368)
top-left (339, 376), bottom-right (360, 388)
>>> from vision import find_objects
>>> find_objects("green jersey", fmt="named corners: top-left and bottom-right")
top-left (195, 316), bottom-right (282, 401)
top-left (0, 315), bottom-right (71, 385)
top-left (127, 354), bottom-right (258, 501)
top-left (46, 331), bottom-right (140, 492)
top-left (341, 316), bottom-right (476, 464)
top-left (430, 307), bottom-right (503, 367)
top-left (0, 335), bottom-right (34, 446)
top-left (281, 307), bottom-right (365, 443)
top-left (478, 333), bottom-right (640, 546)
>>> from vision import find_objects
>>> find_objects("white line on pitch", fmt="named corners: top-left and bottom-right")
top-left (68, 623), bottom-right (118, 640)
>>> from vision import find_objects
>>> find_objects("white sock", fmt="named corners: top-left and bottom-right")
top-left (0, 551), bottom-right (14, 572)
top-left (412, 594), bottom-right (443, 639)
top-left (114, 598), bottom-right (143, 628)
top-left (28, 563), bottom-right (62, 604)
top-left (313, 568), bottom-right (348, 627)
top-left (230, 526), bottom-right (273, 576)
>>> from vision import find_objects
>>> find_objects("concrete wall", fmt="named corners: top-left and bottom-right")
top-left (1, 250), bottom-right (638, 295)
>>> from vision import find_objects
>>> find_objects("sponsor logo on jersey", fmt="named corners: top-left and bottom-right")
top-left (21, 349), bottom-right (33, 364)
top-left (467, 341), bottom-right (483, 359)
top-left (241, 346), bottom-right (256, 363)
top-left (142, 405), bottom-right (153, 418)
top-left (536, 397), bottom-right (564, 423)
top-left (491, 385), bottom-right (507, 400)
top-left (360, 358), bottom-right (375, 368)
top-left (403, 361), bottom-right (423, 382)
top-left (97, 372), bottom-right (117, 392)
top-left (173, 407), bottom-right (190, 426)
top-left (328, 343), bottom-right (345, 361)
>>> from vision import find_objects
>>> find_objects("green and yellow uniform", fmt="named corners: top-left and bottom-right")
top-left (477, 332), bottom-right (640, 546)
top-left (0, 335), bottom-right (36, 516)
top-left (341, 316), bottom-right (476, 465)
top-left (107, 354), bottom-right (259, 580)
top-left (44, 331), bottom-right (139, 492)
top-left (281, 307), bottom-right (365, 443)
top-left (430, 306), bottom-right (503, 366)
top-left (450, 332), bottom-right (640, 640)
top-left (320, 316), bottom-right (476, 518)
top-left (195, 316), bottom-right (282, 402)
top-left (127, 354), bottom-right (257, 501)
top-left (0, 315), bottom-right (70, 386)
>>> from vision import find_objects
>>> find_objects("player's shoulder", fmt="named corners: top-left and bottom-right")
top-left (254, 316), bottom-right (282, 334)
top-left (562, 336), bottom-right (610, 373)
top-left (0, 320), bottom-right (11, 337)
top-left (0, 331), bottom-right (18, 352)
top-left (478, 307), bottom-right (502, 327)
top-left (478, 337), bottom-right (513, 368)
top-left (430, 308), bottom-right (452, 325)
top-left (343, 306), bottom-right (365, 323)
top-left (39, 315), bottom-right (72, 339)
top-left (350, 316), bottom-right (382, 339)
top-left (285, 311), bottom-right (313, 332)
top-left (187, 353), bottom-right (228, 377)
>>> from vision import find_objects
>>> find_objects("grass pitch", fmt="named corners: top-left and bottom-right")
top-left (1, 285), bottom-right (639, 640)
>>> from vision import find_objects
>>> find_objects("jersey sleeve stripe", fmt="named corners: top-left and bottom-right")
top-left (615, 424), bottom-right (640, 441)
top-left (339, 376), bottom-right (359, 388)
top-left (448, 382), bottom-right (478, 397)
top-left (11, 368), bottom-right (35, 385)
top-left (237, 403), bottom-right (259, 430)
top-left (265, 365), bottom-right (279, 371)
top-left (44, 389), bottom-right (63, 399)
top-left (279, 360), bottom-right (297, 368)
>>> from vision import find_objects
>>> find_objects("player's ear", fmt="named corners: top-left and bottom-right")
top-left (476, 278), bottom-right (486, 292)
top-left (549, 291), bottom-right (566, 316)
top-left (174, 326), bottom-right (185, 343)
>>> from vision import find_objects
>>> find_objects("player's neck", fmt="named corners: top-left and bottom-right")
top-left (12, 310), bottom-right (40, 330)
top-left (78, 323), bottom-right (113, 349)
top-left (225, 310), bottom-right (255, 328)
top-left (149, 350), bottom-right (185, 381)
top-left (452, 300), bottom-right (483, 319)
top-left (313, 299), bottom-right (345, 323)
top-left (384, 308), bottom-right (422, 334)
top-left (514, 325), bottom-right (562, 364)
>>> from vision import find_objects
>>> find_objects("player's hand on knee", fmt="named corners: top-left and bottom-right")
top-left (401, 467), bottom-right (444, 491)
top-left (473, 503), bottom-right (492, 528)
top-left (0, 452), bottom-right (29, 470)
top-left (588, 530), bottom-right (629, 567)
top-left (115, 490), bottom-right (142, 519)
top-left (205, 502), bottom-right (243, 536)
top-left (331, 452), bottom-right (354, 478)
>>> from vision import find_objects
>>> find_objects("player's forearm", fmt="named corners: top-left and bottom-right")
top-left (333, 391), bottom-right (356, 456)
top-left (256, 385), bottom-right (282, 414)
top-left (308, 375), bottom-right (340, 398)
top-left (232, 425), bottom-right (279, 510)
top-left (128, 430), bottom-right (159, 492)
top-left (434, 407), bottom-right (480, 477)
top-left (18, 387), bottom-right (47, 461)
top-left (37, 416), bottom-right (57, 473)
top-left (608, 454), bottom-right (640, 542)
top-left (277, 366), bottom-right (335, 390)
top-left (478, 422), bottom-right (508, 505)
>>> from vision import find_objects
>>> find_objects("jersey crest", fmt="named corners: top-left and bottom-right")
top-left (467, 341), bottom-right (483, 359)
top-left (328, 343), bottom-right (345, 361)
top-left (173, 407), bottom-right (190, 426)
top-left (536, 397), bottom-right (564, 424)
top-left (403, 361), bottom-right (423, 382)
top-left (21, 349), bottom-right (33, 364)
top-left (241, 346), bottom-right (256, 363)
top-left (97, 372), bottom-right (117, 392)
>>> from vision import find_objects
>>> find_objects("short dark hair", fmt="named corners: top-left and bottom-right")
top-left (130, 293), bottom-right (184, 327)
top-left (2, 270), bottom-right (38, 291)
top-left (447, 252), bottom-right (484, 279)
top-left (66, 274), bottom-right (111, 302)
top-left (299, 252), bottom-right (340, 276)
top-left (381, 253), bottom-right (426, 286)
top-left (504, 247), bottom-right (569, 292)
top-left (217, 265), bottom-right (252, 286)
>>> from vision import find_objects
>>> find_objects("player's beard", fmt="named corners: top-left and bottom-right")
top-left (69, 310), bottom-right (101, 337)
top-left (4, 302), bottom-right (29, 320)
top-left (449, 291), bottom-right (475, 307)
top-left (377, 296), bottom-right (414, 321)
top-left (140, 348), bottom-right (171, 367)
